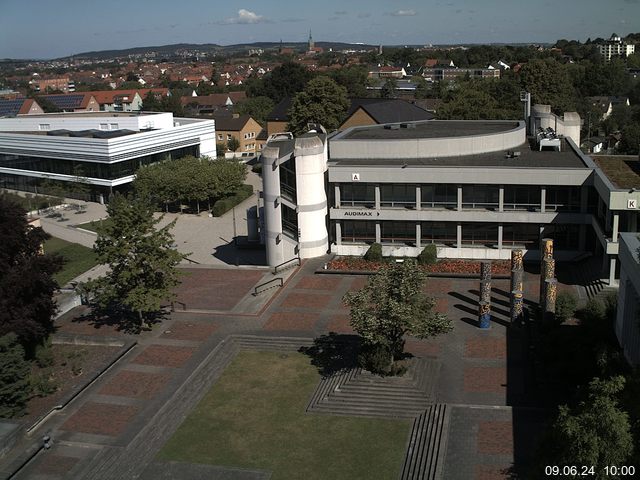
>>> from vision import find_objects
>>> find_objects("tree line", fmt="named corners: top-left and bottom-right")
top-left (133, 155), bottom-right (247, 214)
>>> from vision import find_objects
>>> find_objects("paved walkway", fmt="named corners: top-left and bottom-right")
top-left (6, 258), bottom-right (580, 480)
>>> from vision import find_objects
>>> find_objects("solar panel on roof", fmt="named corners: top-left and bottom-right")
top-left (0, 99), bottom-right (24, 117)
top-left (46, 94), bottom-right (84, 109)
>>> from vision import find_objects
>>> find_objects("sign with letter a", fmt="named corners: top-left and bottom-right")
top-left (352, 173), bottom-right (360, 181)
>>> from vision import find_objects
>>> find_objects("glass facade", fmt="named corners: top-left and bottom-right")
top-left (462, 185), bottom-right (499, 210)
top-left (0, 145), bottom-right (199, 181)
top-left (380, 221), bottom-right (415, 245)
top-left (341, 220), bottom-right (376, 243)
top-left (546, 186), bottom-right (580, 212)
top-left (502, 223), bottom-right (540, 248)
top-left (421, 222), bottom-right (457, 246)
top-left (282, 204), bottom-right (298, 239)
top-left (503, 185), bottom-right (541, 211)
top-left (420, 184), bottom-right (457, 208)
top-left (380, 184), bottom-right (415, 208)
top-left (279, 159), bottom-right (297, 202)
top-left (340, 184), bottom-right (375, 207)
top-left (461, 223), bottom-right (498, 246)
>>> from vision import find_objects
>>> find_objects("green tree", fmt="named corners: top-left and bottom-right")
top-left (518, 58), bottom-right (577, 113)
top-left (0, 196), bottom-right (62, 350)
top-left (235, 96), bottom-right (275, 126)
top-left (343, 261), bottom-right (453, 374)
top-left (0, 334), bottom-right (31, 418)
top-left (227, 136), bottom-right (240, 153)
top-left (619, 122), bottom-right (640, 155)
top-left (330, 65), bottom-right (369, 98)
top-left (71, 164), bottom-right (90, 199)
top-left (83, 194), bottom-right (184, 329)
top-left (141, 91), bottom-right (161, 111)
top-left (380, 78), bottom-right (397, 99)
top-left (287, 76), bottom-right (349, 135)
top-left (247, 61), bottom-right (313, 102)
top-left (541, 376), bottom-right (633, 477)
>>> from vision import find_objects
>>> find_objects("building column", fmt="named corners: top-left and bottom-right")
top-left (416, 223), bottom-right (421, 248)
top-left (540, 186), bottom-right (546, 213)
top-left (498, 186), bottom-right (504, 212)
top-left (457, 185), bottom-right (463, 211)
top-left (334, 184), bottom-right (341, 208)
top-left (416, 186), bottom-right (421, 211)
top-left (609, 257), bottom-right (617, 286)
top-left (335, 221), bottom-right (342, 245)
top-left (498, 224), bottom-right (503, 250)
top-left (375, 222), bottom-right (381, 243)
top-left (457, 223), bottom-right (462, 249)
top-left (375, 185), bottom-right (380, 210)
top-left (580, 185), bottom-right (588, 213)
top-left (579, 224), bottom-right (586, 251)
top-left (612, 212), bottom-right (620, 241)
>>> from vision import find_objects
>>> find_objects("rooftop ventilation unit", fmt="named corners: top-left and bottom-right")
top-left (400, 123), bottom-right (416, 129)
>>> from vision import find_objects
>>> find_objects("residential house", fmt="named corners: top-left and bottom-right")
top-left (38, 93), bottom-right (100, 112)
top-left (587, 96), bottom-right (631, 121)
top-left (182, 92), bottom-right (247, 116)
top-left (0, 98), bottom-right (44, 117)
top-left (368, 66), bottom-right (407, 79)
top-left (30, 76), bottom-right (74, 93)
top-left (214, 114), bottom-right (263, 155)
top-left (599, 33), bottom-right (635, 63)
top-left (340, 98), bottom-right (434, 130)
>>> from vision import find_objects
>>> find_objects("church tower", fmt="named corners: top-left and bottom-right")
top-left (308, 30), bottom-right (314, 51)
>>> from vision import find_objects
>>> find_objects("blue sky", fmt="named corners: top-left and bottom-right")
top-left (1, 0), bottom-right (639, 59)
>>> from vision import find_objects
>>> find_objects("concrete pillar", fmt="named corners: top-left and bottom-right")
top-left (416, 223), bottom-right (421, 249)
top-left (544, 278), bottom-right (558, 323)
top-left (498, 224), bottom-right (503, 250)
top-left (609, 257), bottom-right (617, 286)
top-left (612, 212), bottom-right (620, 241)
top-left (375, 222), bottom-right (381, 244)
top-left (416, 186), bottom-right (421, 211)
top-left (481, 261), bottom-right (492, 281)
top-left (457, 185), bottom-right (463, 211)
top-left (375, 185), bottom-right (380, 210)
top-left (511, 268), bottom-right (524, 296)
top-left (480, 280), bottom-right (492, 304)
top-left (261, 144), bottom-right (284, 267)
top-left (478, 302), bottom-right (491, 329)
top-left (457, 223), bottom-right (462, 249)
top-left (540, 257), bottom-right (555, 313)
top-left (334, 184), bottom-right (341, 208)
top-left (540, 186), bottom-right (546, 213)
top-left (511, 249), bottom-right (524, 271)
top-left (511, 290), bottom-right (524, 324)
top-left (498, 186), bottom-right (504, 212)
top-left (336, 221), bottom-right (342, 245)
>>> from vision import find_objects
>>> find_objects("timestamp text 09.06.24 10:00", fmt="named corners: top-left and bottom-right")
top-left (545, 465), bottom-right (636, 476)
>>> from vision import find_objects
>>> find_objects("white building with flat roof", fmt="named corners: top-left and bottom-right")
top-left (0, 112), bottom-right (215, 201)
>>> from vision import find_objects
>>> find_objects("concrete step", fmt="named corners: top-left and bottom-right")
top-left (401, 404), bottom-right (450, 480)
top-left (310, 403), bottom-right (423, 418)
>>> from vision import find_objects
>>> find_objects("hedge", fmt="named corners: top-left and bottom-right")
top-left (211, 184), bottom-right (254, 217)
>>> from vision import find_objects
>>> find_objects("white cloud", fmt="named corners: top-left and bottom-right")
top-left (217, 9), bottom-right (270, 25)
top-left (390, 10), bottom-right (417, 16)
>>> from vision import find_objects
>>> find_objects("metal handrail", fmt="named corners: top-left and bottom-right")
top-left (273, 256), bottom-right (301, 274)
top-left (254, 277), bottom-right (283, 295)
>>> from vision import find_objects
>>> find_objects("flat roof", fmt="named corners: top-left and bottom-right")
top-left (330, 138), bottom-right (588, 169)
top-left (339, 120), bottom-right (520, 140)
top-left (10, 112), bottom-right (161, 119)
top-left (593, 155), bottom-right (640, 189)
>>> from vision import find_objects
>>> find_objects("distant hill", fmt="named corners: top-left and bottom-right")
top-left (59, 41), bottom-right (380, 61)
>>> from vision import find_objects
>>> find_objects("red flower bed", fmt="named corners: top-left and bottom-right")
top-left (327, 257), bottom-right (511, 275)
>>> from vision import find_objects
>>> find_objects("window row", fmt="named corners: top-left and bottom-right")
top-left (338, 221), bottom-right (580, 249)
top-left (338, 184), bottom-right (582, 212)
top-left (0, 146), bottom-right (199, 180)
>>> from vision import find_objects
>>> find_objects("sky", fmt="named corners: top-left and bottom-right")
top-left (1, 0), bottom-right (639, 59)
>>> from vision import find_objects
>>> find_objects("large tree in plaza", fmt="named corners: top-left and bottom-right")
top-left (0, 196), bottom-right (61, 351)
top-left (287, 76), bottom-right (349, 135)
top-left (343, 261), bottom-right (453, 375)
top-left (83, 194), bottom-right (184, 329)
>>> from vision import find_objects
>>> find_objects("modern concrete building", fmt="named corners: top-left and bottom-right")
top-left (598, 33), bottom-right (635, 63)
top-left (259, 107), bottom-right (640, 288)
top-left (0, 112), bottom-right (216, 202)
top-left (616, 233), bottom-right (640, 366)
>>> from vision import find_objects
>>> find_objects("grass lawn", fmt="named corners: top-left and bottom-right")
top-left (75, 218), bottom-right (111, 233)
top-left (44, 236), bottom-right (98, 285)
top-left (159, 350), bottom-right (411, 480)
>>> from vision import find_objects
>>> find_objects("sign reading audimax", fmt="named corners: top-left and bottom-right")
top-left (342, 211), bottom-right (380, 217)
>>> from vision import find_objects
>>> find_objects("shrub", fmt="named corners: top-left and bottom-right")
top-left (417, 244), bottom-right (438, 265)
top-left (363, 243), bottom-right (383, 261)
top-left (34, 342), bottom-right (55, 368)
top-left (211, 184), bottom-right (254, 217)
top-left (358, 343), bottom-right (392, 375)
top-left (30, 371), bottom-right (58, 397)
top-left (0, 334), bottom-right (31, 418)
top-left (251, 162), bottom-right (263, 174)
top-left (555, 292), bottom-right (578, 323)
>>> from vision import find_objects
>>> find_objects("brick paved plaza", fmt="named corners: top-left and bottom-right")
top-left (10, 258), bottom-right (572, 480)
